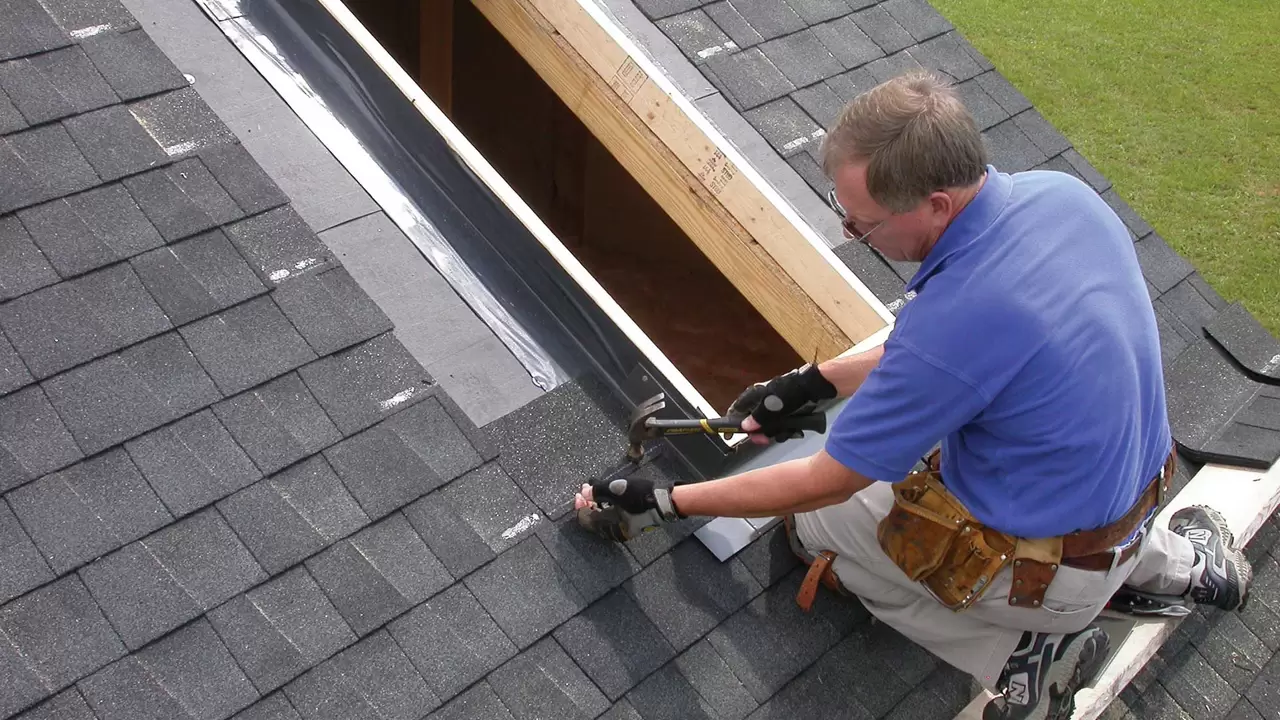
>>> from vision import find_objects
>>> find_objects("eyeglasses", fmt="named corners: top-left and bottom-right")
top-left (827, 188), bottom-right (886, 242)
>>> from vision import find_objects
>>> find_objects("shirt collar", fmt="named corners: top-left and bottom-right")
top-left (905, 165), bottom-right (1012, 293)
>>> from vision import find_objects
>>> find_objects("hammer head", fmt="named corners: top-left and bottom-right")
top-left (627, 393), bottom-right (666, 457)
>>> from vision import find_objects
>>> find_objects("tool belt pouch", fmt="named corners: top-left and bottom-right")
top-left (877, 472), bottom-right (1015, 611)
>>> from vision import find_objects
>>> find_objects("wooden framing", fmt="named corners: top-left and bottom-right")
top-left (954, 457), bottom-right (1280, 720)
top-left (466, 0), bottom-right (890, 363)
top-left (418, 0), bottom-right (453, 113)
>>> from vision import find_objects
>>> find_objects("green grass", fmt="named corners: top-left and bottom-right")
top-left (930, 0), bottom-right (1280, 334)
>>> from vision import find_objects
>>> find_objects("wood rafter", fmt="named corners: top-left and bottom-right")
top-left (467, 0), bottom-right (888, 362)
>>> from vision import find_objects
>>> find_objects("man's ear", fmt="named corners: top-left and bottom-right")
top-left (928, 190), bottom-right (954, 219)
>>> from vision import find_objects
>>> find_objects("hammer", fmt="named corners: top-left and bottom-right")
top-left (625, 392), bottom-right (827, 460)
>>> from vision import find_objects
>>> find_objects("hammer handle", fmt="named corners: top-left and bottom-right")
top-left (645, 413), bottom-right (827, 437)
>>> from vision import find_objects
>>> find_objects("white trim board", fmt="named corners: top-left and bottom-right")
top-left (953, 457), bottom-right (1280, 720)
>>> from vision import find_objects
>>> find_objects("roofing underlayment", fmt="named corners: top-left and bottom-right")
top-left (2, 0), bottom-right (1280, 719)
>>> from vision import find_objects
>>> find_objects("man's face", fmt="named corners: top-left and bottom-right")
top-left (828, 162), bottom-right (947, 263)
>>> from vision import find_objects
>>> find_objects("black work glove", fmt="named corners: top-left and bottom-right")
top-left (727, 363), bottom-right (837, 440)
top-left (586, 469), bottom-right (682, 520)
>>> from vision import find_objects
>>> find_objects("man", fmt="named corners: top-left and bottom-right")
top-left (575, 71), bottom-right (1252, 720)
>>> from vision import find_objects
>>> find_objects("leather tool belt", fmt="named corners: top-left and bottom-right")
top-left (795, 449), bottom-right (1175, 612)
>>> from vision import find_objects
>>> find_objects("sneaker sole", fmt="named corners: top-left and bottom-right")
top-left (1035, 630), bottom-right (1111, 720)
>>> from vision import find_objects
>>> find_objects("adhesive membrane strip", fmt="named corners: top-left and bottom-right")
top-left (203, 0), bottom-right (584, 394)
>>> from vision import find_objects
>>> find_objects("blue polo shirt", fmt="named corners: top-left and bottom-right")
top-left (826, 166), bottom-right (1172, 538)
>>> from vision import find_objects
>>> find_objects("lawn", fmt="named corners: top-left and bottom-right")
top-left (930, 0), bottom-right (1280, 334)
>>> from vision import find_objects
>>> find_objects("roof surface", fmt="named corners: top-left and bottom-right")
top-left (1, 0), bottom-right (1279, 719)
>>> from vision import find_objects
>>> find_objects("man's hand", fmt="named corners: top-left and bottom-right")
top-left (578, 470), bottom-right (682, 519)
top-left (728, 363), bottom-right (837, 445)
top-left (574, 473), bottom-right (682, 542)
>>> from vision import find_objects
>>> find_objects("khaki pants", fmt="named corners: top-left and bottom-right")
top-left (793, 481), bottom-right (1196, 690)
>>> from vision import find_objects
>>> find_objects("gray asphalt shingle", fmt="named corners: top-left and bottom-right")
top-left (759, 29), bottom-right (844, 87)
top-left (486, 636), bottom-right (611, 720)
top-left (232, 693), bottom-right (303, 720)
top-left (0, 262), bottom-right (171, 378)
top-left (0, 328), bottom-right (34, 398)
top-left (554, 588), bottom-right (676, 701)
top-left (143, 507), bottom-right (268, 609)
top-left (305, 512), bottom-right (451, 637)
top-left (812, 15), bottom-right (885, 70)
top-left (271, 267), bottom-right (393, 356)
top-left (0, 214), bottom-right (59, 301)
top-left (44, 182), bottom-right (165, 275)
top-left (0, 385), bottom-right (82, 493)
top-left (721, 0), bottom-right (806, 41)
top-left (77, 653), bottom-right (191, 720)
top-left (130, 229), bottom-right (267, 327)
top-left (535, 514), bottom-right (643, 603)
top-left (625, 538), bottom-right (763, 652)
top-left (852, 4), bottom-right (914, 54)
top-left (81, 28), bottom-right (188, 101)
top-left (707, 570), bottom-right (860, 702)
top-left (955, 76), bottom-right (1009, 130)
top-left (1206, 302), bottom-right (1280, 381)
top-left (438, 462), bottom-right (541, 554)
top-left (8, 122), bottom-right (101, 199)
top-left (179, 295), bottom-right (317, 397)
top-left (208, 566), bottom-right (356, 694)
top-left (465, 537), bottom-right (587, 649)
top-left (323, 399), bottom-right (475, 519)
top-left (675, 639), bottom-right (761, 719)
top-left (283, 629), bottom-right (439, 720)
top-left (1012, 108), bottom-right (1072, 158)
top-left (703, 2), bottom-right (765, 49)
top-left (655, 10), bottom-right (733, 64)
top-left (10, 688), bottom-right (97, 720)
top-left (0, 132), bottom-right (46, 212)
top-left (62, 105), bottom-right (165, 181)
top-left (125, 408), bottom-right (261, 516)
top-left (428, 682), bottom-right (516, 720)
top-left (982, 117), bottom-right (1048, 173)
top-left (485, 376), bottom-right (633, 518)
top-left (37, 0), bottom-right (139, 37)
top-left (626, 663), bottom-right (720, 719)
top-left (78, 539), bottom-right (203, 650)
top-left (124, 158), bottom-right (242, 241)
top-left (217, 455), bottom-right (369, 574)
top-left (7, 447), bottom-right (171, 574)
top-left (1136, 233), bottom-right (1195, 294)
top-left (297, 332), bottom-right (431, 436)
top-left (0, 47), bottom-right (116, 125)
top-left (703, 47), bottom-right (795, 111)
top-left (127, 86), bottom-right (236, 158)
top-left (910, 32), bottom-right (985, 81)
top-left (0, 574), bottom-right (125, 695)
top-left (744, 96), bottom-right (824, 158)
top-left (0, 0), bottom-right (70, 62)
top-left (403, 491), bottom-right (497, 579)
top-left (197, 142), bottom-right (289, 216)
top-left (42, 330), bottom-right (222, 455)
top-left (212, 371), bottom-right (341, 476)
top-left (99, 618), bottom-right (259, 720)
top-left (883, 0), bottom-right (953, 41)
top-left (388, 583), bottom-right (517, 702)
top-left (0, 86), bottom-right (24, 134)
top-left (0, 500), bottom-right (51, 605)
top-left (224, 206), bottom-right (335, 286)
top-left (791, 80), bottom-right (845, 130)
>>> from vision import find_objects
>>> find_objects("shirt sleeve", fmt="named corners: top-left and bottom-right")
top-left (824, 336), bottom-right (991, 482)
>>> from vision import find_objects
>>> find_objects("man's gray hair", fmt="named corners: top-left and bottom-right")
top-left (820, 71), bottom-right (987, 213)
